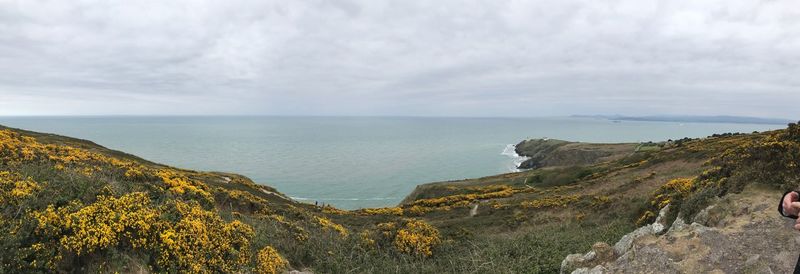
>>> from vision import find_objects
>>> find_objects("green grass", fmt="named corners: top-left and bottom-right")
top-left (269, 217), bottom-right (634, 274)
top-left (524, 166), bottom-right (594, 188)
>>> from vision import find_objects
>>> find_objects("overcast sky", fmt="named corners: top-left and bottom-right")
top-left (0, 0), bottom-right (798, 118)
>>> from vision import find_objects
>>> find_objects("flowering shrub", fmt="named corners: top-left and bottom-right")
top-left (358, 230), bottom-right (376, 248)
top-left (0, 129), bottom-right (155, 179)
top-left (409, 185), bottom-right (516, 208)
top-left (261, 213), bottom-right (309, 242)
top-left (635, 210), bottom-right (656, 226)
top-left (373, 219), bottom-right (441, 257)
top-left (28, 193), bottom-right (162, 270)
top-left (393, 219), bottom-right (441, 257)
top-left (29, 193), bottom-right (258, 273)
top-left (314, 216), bottom-right (349, 237)
top-left (634, 177), bottom-right (699, 226)
top-left (520, 195), bottom-right (581, 209)
top-left (61, 192), bottom-right (160, 254)
top-left (156, 170), bottom-right (213, 201)
top-left (321, 206), bottom-right (352, 215)
top-left (0, 171), bottom-right (41, 205)
top-left (156, 201), bottom-right (255, 272)
top-left (216, 187), bottom-right (270, 213)
top-left (357, 207), bottom-right (403, 216)
top-left (405, 205), bottom-right (429, 216)
top-left (256, 246), bottom-right (288, 274)
top-left (0, 130), bottom-right (43, 164)
top-left (649, 177), bottom-right (697, 210)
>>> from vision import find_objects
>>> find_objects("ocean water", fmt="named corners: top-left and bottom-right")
top-left (0, 116), bottom-right (782, 209)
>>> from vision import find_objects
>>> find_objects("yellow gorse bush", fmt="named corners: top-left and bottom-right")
top-left (357, 207), bottom-right (403, 216)
top-left (314, 216), bottom-right (349, 237)
top-left (393, 219), bottom-right (441, 257)
top-left (59, 192), bottom-right (159, 255)
top-left (0, 171), bottom-right (41, 204)
top-left (649, 177), bottom-right (697, 209)
top-left (29, 193), bottom-right (161, 270)
top-left (29, 192), bottom-right (258, 273)
top-left (0, 129), bottom-right (219, 201)
top-left (157, 201), bottom-right (255, 273)
top-left (358, 230), bottom-right (376, 248)
top-left (372, 219), bottom-right (441, 257)
top-left (256, 246), bottom-right (288, 274)
top-left (409, 185), bottom-right (516, 208)
top-left (156, 169), bottom-right (213, 201)
top-left (635, 177), bottom-right (699, 226)
top-left (520, 195), bottom-right (581, 209)
top-left (661, 178), bottom-right (695, 195)
top-left (0, 130), bottom-right (40, 164)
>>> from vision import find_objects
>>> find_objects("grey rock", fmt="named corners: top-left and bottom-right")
top-left (560, 253), bottom-right (586, 274)
top-left (667, 216), bottom-right (687, 234)
top-left (592, 242), bottom-right (614, 262)
top-left (571, 265), bottom-right (606, 274)
top-left (692, 204), bottom-right (715, 225)
top-left (560, 243), bottom-right (615, 274)
top-left (613, 205), bottom-right (673, 256)
top-left (571, 267), bottom-right (590, 274)
top-left (614, 225), bottom-right (653, 256)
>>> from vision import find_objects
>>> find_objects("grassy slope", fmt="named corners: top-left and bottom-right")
top-left (397, 131), bottom-right (771, 272)
top-left (0, 124), bottom-right (787, 273)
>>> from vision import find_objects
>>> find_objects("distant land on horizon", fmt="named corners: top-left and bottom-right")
top-left (572, 115), bottom-right (794, 125)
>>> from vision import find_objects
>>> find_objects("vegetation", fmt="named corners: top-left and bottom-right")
top-left (0, 122), bottom-right (798, 273)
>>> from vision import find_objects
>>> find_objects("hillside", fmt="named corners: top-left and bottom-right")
top-left (1, 123), bottom-right (799, 273)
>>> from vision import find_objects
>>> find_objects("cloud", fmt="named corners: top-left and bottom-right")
top-left (0, 0), bottom-right (798, 118)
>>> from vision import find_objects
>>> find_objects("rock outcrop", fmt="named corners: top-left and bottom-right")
top-left (561, 187), bottom-right (798, 273)
top-left (561, 205), bottom-right (671, 274)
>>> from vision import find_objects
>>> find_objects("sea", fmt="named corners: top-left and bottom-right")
top-left (0, 116), bottom-right (783, 209)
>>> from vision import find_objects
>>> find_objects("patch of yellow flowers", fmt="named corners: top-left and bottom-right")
top-left (356, 207), bottom-right (404, 216)
top-left (314, 216), bottom-right (349, 237)
top-left (29, 192), bottom-right (270, 273)
top-left (256, 246), bottom-right (288, 274)
top-left (410, 185), bottom-right (516, 208)
top-left (637, 177), bottom-right (698, 226)
top-left (393, 219), bottom-right (441, 257)
top-left (156, 170), bottom-right (213, 200)
top-left (0, 129), bottom-right (217, 201)
top-left (0, 171), bottom-right (41, 205)
top-left (372, 219), bottom-right (441, 257)
top-left (520, 195), bottom-right (581, 209)
top-left (157, 200), bottom-right (254, 272)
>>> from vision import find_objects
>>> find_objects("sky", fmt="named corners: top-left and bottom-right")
top-left (0, 0), bottom-right (798, 118)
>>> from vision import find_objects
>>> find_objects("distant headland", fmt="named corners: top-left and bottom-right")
top-left (572, 115), bottom-right (793, 125)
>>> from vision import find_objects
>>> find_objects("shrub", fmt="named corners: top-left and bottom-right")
top-left (313, 216), bottom-right (349, 237)
top-left (156, 201), bottom-right (255, 272)
top-left (373, 219), bottom-right (441, 257)
top-left (0, 171), bottom-right (41, 206)
top-left (256, 246), bottom-right (288, 274)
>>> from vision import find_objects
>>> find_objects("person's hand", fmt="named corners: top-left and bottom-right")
top-left (795, 217), bottom-right (800, 231)
top-left (783, 191), bottom-right (800, 229)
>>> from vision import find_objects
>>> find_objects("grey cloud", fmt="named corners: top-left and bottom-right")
top-left (0, 0), bottom-right (798, 118)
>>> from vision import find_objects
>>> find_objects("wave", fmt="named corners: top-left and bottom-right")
top-left (501, 144), bottom-right (530, 172)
